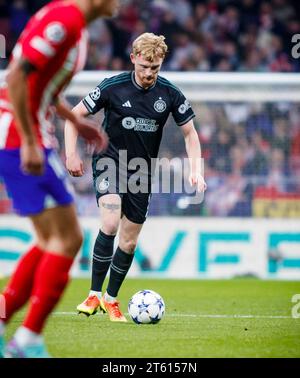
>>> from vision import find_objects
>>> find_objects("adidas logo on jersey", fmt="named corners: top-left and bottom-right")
top-left (122, 101), bottom-right (132, 108)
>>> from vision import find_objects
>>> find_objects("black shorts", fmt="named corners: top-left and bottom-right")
top-left (92, 156), bottom-right (152, 224)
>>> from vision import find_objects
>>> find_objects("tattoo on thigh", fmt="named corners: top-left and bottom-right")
top-left (101, 202), bottom-right (121, 213)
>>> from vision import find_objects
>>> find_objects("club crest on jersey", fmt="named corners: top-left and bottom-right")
top-left (154, 98), bottom-right (167, 113)
top-left (90, 87), bottom-right (101, 101)
top-left (44, 22), bottom-right (66, 44)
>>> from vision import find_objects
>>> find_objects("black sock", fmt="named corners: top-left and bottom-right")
top-left (107, 247), bottom-right (134, 297)
top-left (91, 230), bottom-right (115, 292)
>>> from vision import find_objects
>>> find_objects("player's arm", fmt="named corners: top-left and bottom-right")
top-left (63, 101), bottom-right (90, 177)
top-left (64, 83), bottom-right (108, 176)
top-left (57, 98), bottom-right (107, 150)
top-left (180, 120), bottom-right (207, 193)
top-left (6, 59), bottom-right (44, 175)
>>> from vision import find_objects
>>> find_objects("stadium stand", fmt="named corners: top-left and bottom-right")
top-left (0, 0), bottom-right (299, 217)
top-left (1, 0), bottom-right (300, 72)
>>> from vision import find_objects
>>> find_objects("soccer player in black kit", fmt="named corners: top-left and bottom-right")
top-left (65, 33), bottom-right (207, 321)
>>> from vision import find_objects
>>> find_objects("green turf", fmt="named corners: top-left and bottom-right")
top-left (1, 278), bottom-right (300, 357)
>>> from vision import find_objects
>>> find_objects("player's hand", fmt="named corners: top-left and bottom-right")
top-left (189, 172), bottom-right (207, 193)
top-left (66, 153), bottom-right (84, 177)
top-left (73, 117), bottom-right (108, 153)
top-left (21, 142), bottom-right (44, 176)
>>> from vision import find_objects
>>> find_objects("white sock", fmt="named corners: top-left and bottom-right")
top-left (89, 290), bottom-right (102, 300)
top-left (0, 320), bottom-right (5, 336)
top-left (14, 326), bottom-right (43, 347)
top-left (104, 292), bottom-right (117, 303)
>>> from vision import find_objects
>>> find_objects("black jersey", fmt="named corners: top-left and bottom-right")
top-left (82, 71), bottom-right (195, 162)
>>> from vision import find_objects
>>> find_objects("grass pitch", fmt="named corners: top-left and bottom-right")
top-left (1, 278), bottom-right (300, 358)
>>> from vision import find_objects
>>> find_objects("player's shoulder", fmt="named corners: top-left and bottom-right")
top-left (32, 1), bottom-right (85, 34)
top-left (157, 74), bottom-right (182, 94)
top-left (98, 71), bottom-right (132, 90)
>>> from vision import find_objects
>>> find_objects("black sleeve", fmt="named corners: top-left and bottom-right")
top-left (171, 88), bottom-right (195, 126)
top-left (82, 79), bottom-right (109, 114)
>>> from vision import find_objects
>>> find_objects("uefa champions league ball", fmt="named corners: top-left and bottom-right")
top-left (128, 290), bottom-right (165, 324)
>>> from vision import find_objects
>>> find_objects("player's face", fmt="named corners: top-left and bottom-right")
top-left (131, 54), bottom-right (163, 89)
top-left (92, 0), bottom-right (120, 17)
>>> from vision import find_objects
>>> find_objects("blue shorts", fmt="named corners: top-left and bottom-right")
top-left (0, 148), bottom-right (74, 216)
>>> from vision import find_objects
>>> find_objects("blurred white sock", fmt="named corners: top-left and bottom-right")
top-left (89, 290), bottom-right (102, 300)
top-left (104, 292), bottom-right (117, 303)
top-left (14, 326), bottom-right (43, 347)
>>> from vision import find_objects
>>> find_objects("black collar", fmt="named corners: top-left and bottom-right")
top-left (131, 71), bottom-right (157, 91)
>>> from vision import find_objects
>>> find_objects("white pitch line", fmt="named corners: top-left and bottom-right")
top-left (53, 312), bottom-right (293, 319)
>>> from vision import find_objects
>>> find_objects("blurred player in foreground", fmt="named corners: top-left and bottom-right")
top-left (65, 33), bottom-right (207, 322)
top-left (0, 0), bottom-right (120, 358)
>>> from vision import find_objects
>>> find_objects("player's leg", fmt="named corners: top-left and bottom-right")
top-left (0, 244), bottom-right (44, 357)
top-left (107, 215), bottom-right (143, 297)
top-left (5, 204), bottom-right (82, 357)
top-left (0, 149), bottom-right (44, 327)
top-left (100, 215), bottom-right (144, 322)
top-left (0, 246), bottom-right (44, 326)
top-left (0, 148), bottom-right (76, 314)
top-left (0, 149), bottom-right (46, 356)
top-left (77, 194), bottom-right (122, 316)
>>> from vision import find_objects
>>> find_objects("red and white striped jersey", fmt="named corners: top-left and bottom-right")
top-left (0, 1), bottom-right (88, 149)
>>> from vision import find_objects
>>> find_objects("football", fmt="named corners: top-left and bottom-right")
top-left (128, 290), bottom-right (165, 324)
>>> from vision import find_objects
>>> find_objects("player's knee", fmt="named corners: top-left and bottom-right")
top-left (61, 229), bottom-right (83, 256)
top-left (43, 229), bottom-right (83, 257)
top-left (120, 239), bottom-right (137, 254)
top-left (101, 221), bottom-right (119, 236)
top-left (71, 230), bottom-right (84, 252)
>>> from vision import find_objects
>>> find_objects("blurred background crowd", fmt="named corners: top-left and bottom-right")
top-left (0, 0), bottom-right (299, 217)
top-left (52, 100), bottom-right (298, 218)
top-left (0, 0), bottom-right (300, 72)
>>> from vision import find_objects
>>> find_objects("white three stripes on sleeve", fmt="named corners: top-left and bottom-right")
top-left (30, 36), bottom-right (55, 57)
